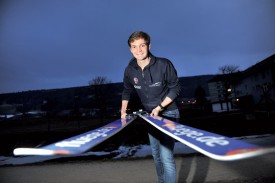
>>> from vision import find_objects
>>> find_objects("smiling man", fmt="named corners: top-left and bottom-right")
top-left (121, 31), bottom-right (181, 183)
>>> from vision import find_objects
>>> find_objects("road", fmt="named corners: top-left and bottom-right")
top-left (1, 152), bottom-right (275, 183)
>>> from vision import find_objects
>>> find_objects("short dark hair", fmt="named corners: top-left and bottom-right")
top-left (128, 31), bottom-right (150, 47)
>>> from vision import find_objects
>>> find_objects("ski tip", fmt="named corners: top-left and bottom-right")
top-left (13, 148), bottom-right (71, 156)
top-left (226, 146), bottom-right (275, 156)
top-left (220, 146), bottom-right (275, 161)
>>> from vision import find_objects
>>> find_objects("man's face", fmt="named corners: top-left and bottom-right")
top-left (130, 38), bottom-right (150, 61)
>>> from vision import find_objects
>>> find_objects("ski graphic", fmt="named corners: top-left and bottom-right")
top-left (138, 114), bottom-right (275, 161)
top-left (13, 115), bottom-right (136, 156)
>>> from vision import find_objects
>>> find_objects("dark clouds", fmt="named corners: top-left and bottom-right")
top-left (1, 0), bottom-right (275, 93)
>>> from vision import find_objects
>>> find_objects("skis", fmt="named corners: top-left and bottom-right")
top-left (13, 111), bottom-right (275, 161)
top-left (13, 115), bottom-right (136, 156)
top-left (138, 113), bottom-right (275, 161)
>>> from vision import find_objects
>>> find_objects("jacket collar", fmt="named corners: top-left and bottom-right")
top-left (129, 52), bottom-right (156, 70)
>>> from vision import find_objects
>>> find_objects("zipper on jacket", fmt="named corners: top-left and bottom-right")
top-left (142, 71), bottom-right (144, 78)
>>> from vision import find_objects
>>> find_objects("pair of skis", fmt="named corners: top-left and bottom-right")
top-left (13, 111), bottom-right (275, 161)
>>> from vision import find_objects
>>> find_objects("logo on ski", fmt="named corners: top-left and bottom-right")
top-left (155, 116), bottom-right (229, 147)
top-left (55, 128), bottom-right (114, 148)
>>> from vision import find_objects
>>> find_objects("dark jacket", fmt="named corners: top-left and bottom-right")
top-left (122, 53), bottom-right (181, 112)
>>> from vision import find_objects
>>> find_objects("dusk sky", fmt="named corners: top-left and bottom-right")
top-left (1, 0), bottom-right (275, 94)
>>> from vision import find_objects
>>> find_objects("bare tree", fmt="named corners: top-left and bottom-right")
top-left (88, 76), bottom-right (111, 121)
top-left (89, 76), bottom-right (111, 86)
top-left (218, 65), bottom-right (240, 111)
top-left (219, 65), bottom-right (239, 74)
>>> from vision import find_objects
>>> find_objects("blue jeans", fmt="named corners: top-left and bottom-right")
top-left (148, 109), bottom-right (180, 183)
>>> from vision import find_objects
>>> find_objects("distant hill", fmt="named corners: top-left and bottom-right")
top-left (0, 75), bottom-right (215, 115)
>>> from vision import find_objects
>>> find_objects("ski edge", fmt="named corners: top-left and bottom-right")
top-left (13, 148), bottom-right (70, 156)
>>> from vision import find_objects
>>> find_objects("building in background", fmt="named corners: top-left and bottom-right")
top-left (208, 54), bottom-right (275, 112)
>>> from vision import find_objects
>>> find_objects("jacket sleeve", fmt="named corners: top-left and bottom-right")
top-left (122, 67), bottom-right (134, 101)
top-left (166, 60), bottom-right (181, 101)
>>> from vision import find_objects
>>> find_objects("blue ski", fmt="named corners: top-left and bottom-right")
top-left (13, 116), bottom-right (136, 156)
top-left (138, 113), bottom-right (275, 161)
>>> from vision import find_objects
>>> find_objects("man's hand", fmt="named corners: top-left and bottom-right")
top-left (121, 111), bottom-right (127, 119)
top-left (150, 106), bottom-right (162, 117)
top-left (121, 117), bottom-right (127, 126)
top-left (121, 111), bottom-right (128, 126)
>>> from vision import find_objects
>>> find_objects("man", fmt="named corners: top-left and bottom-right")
top-left (121, 31), bottom-right (181, 183)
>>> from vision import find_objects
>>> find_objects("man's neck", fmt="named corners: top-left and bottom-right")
top-left (137, 57), bottom-right (150, 70)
